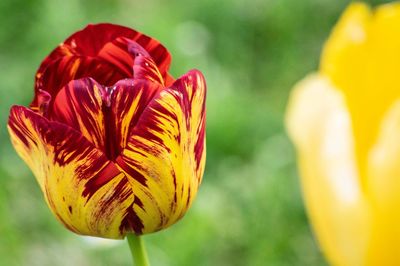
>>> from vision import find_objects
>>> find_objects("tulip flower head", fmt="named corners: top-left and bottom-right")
top-left (286, 2), bottom-right (400, 265)
top-left (8, 24), bottom-right (206, 239)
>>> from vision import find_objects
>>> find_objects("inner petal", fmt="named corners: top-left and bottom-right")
top-left (50, 78), bottom-right (107, 152)
top-left (50, 77), bottom-right (162, 161)
top-left (107, 79), bottom-right (163, 159)
top-left (97, 37), bottom-right (136, 77)
top-left (63, 23), bottom-right (145, 56)
top-left (32, 56), bottom-right (126, 111)
top-left (97, 37), bottom-right (171, 83)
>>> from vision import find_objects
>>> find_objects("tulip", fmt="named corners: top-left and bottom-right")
top-left (286, 3), bottom-right (400, 266)
top-left (8, 23), bottom-right (206, 241)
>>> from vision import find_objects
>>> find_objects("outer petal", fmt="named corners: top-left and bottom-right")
top-left (285, 74), bottom-right (371, 266)
top-left (115, 70), bottom-right (206, 234)
top-left (8, 106), bottom-right (135, 239)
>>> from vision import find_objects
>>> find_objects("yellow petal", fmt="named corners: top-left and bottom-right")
top-left (321, 2), bottom-right (400, 181)
top-left (286, 74), bottom-right (371, 266)
top-left (320, 2), bottom-right (370, 81)
top-left (116, 70), bottom-right (206, 234)
top-left (366, 100), bottom-right (400, 264)
top-left (8, 106), bottom-right (134, 239)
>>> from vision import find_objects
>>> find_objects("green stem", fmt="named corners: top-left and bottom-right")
top-left (127, 234), bottom-right (150, 266)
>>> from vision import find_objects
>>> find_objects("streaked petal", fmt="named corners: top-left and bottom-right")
top-left (129, 40), bottom-right (174, 85)
top-left (30, 89), bottom-right (51, 115)
top-left (50, 77), bottom-right (163, 161)
top-left (33, 56), bottom-right (124, 110)
top-left (37, 23), bottom-right (148, 69)
top-left (96, 37), bottom-right (136, 78)
top-left (8, 106), bottom-right (135, 239)
top-left (36, 23), bottom-right (172, 89)
top-left (110, 79), bottom-right (163, 158)
top-left (133, 55), bottom-right (165, 85)
top-left (97, 37), bottom-right (171, 83)
top-left (50, 78), bottom-right (107, 152)
top-left (115, 70), bottom-right (206, 234)
top-left (63, 23), bottom-right (143, 56)
top-left (286, 74), bottom-right (371, 266)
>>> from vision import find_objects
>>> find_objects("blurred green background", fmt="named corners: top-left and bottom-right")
top-left (0, 0), bottom-right (393, 265)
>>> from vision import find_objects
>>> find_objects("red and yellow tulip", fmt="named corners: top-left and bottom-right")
top-left (287, 3), bottom-right (400, 265)
top-left (8, 24), bottom-right (206, 239)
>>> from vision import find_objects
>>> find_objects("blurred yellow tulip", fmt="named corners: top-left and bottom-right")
top-left (286, 2), bottom-right (400, 265)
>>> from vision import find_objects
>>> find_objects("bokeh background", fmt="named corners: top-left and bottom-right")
top-left (0, 0), bottom-right (393, 265)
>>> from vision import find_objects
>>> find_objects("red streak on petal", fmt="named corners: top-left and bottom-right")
top-left (82, 162), bottom-right (121, 200)
top-left (120, 202), bottom-right (144, 235)
top-left (115, 156), bottom-right (147, 186)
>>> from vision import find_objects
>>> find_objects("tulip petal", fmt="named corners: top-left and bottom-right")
top-left (63, 23), bottom-right (143, 56)
top-left (366, 101), bottom-right (400, 263)
top-left (116, 70), bottom-right (206, 234)
top-left (286, 74), bottom-right (371, 266)
top-left (50, 77), bottom-right (163, 161)
top-left (320, 3), bottom-right (370, 87)
top-left (321, 3), bottom-right (400, 174)
top-left (33, 56), bottom-right (125, 110)
top-left (34, 24), bottom-right (172, 109)
top-left (36, 24), bottom-right (171, 89)
top-left (97, 37), bottom-right (171, 83)
top-left (133, 55), bottom-right (165, 85)
top-left (50, 78), bottom-right (107, 152)
top-left (96, 37), bottom-right (135, 77)
top-left (8, 106), bottom-right (137, 239)
top-left (110, 79), bottom-right (163, 159)
top-left (129, 40), bottom-right (174, 85)
top-left (38, 23), bottom-right (160, 64)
